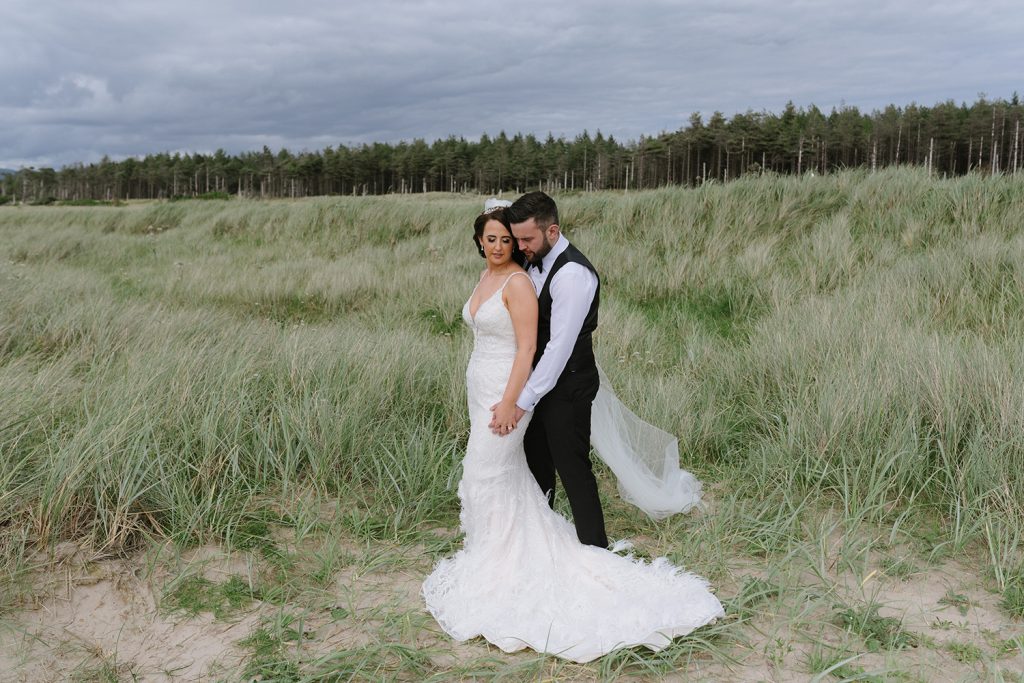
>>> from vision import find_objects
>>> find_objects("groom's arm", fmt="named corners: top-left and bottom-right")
top-left (515, 263), bottom-right (597, 413)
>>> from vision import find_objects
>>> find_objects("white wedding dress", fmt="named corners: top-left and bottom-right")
top-left (422, 274), bottom-right (724, 663)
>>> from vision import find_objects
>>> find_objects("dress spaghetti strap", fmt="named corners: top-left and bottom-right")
top-left (499, 271), bottom-right (530, 291)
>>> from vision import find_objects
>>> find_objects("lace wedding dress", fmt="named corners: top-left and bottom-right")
top-left (422, 273), bottom-right (724, 663)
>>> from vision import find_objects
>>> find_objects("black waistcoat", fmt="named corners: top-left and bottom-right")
top-left (534, 243), bottom-right (600, 373)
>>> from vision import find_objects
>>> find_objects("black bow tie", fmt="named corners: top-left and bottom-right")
top-left (532, 261), bottom-right (543, 274)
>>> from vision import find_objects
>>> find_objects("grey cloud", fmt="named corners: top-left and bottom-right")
top-left (1, 0), bottom-right (1022, 167)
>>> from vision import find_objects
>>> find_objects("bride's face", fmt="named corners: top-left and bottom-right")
top-left (480, 220), bottom-right (514, 266)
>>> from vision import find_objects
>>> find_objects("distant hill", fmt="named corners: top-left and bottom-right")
top-left (0, 168), bottom-right (15, 177)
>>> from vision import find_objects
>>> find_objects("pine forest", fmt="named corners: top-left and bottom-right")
top-left (3, 95), bottom-right (1023, 204)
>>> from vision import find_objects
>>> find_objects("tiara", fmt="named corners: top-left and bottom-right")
top-left (483, 197), bottom-right (512, 214)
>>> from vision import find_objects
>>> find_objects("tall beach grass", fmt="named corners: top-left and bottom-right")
top-left (2, 168), bottom-right (1023, 622)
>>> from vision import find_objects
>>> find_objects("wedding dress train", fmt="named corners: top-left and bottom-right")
top-left (421, 274), bottom-right (724, 662)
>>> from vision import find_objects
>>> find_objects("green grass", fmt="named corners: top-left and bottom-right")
top-left (238, 612), bottom-right (310, 681)
top-left (937, 591), bottom-right (972, 616)
top-left (71, 661), bottom-right (133, 683)
top-left (722, 575), bottom-right (782, 619)
top-left (880, 556), bottom-right (919, 581)
top-left (3, 168), bottom-right (1024, 679)
top-left (943, 639), bottom-right (983, 663)
top-left (1001, 577), bottom-right (1024, 618)
top-left (806, 645), bottom-right (859, 677)
top-left (833, 602), bottom-right (918, 651)
top-left (162, 574), bottom-right (263, 619)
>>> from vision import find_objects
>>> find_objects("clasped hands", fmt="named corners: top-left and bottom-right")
top-left (489, 401), bottom-right (527, 436)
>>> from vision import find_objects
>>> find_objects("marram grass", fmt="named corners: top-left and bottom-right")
top-left (2, 168), bottom-right (1024, 624)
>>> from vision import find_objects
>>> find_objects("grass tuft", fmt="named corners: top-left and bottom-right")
top-left (833, 602), bottom-right (918, 651)
top-left (162, 574), bottom-right (262, 619)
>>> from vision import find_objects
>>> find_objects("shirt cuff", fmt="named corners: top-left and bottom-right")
top-left (516, 386), bottom-right (539, 413)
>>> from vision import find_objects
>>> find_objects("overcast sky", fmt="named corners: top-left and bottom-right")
top-left (2, 0), bottom-right (1022, 169)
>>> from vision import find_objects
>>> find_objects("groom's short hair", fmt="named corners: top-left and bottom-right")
top-left (507, 191), bottom-right (558, 229)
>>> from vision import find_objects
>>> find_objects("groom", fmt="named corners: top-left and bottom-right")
top-left (491, 191), bottom-right (608, 549)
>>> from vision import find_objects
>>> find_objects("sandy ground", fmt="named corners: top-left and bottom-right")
top-left (1, 540), bottom-right (1022, 682)
top-left (0, 543), bottom-right (260, 682)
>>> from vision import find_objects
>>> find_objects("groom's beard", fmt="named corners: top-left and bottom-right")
top-left (527, 236), bottom-right (554, 265)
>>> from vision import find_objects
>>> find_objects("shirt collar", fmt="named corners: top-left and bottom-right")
top-left (539, 234), bottom-right (568, 273)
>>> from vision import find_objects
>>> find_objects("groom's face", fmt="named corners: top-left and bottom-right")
top-left (511, 218), bottom-right (556, 265)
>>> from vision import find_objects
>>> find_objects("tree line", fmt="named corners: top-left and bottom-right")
top-left (3, 94), bottom-right (1022, 204)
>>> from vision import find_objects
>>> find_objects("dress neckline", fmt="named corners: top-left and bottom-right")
top-left (468, 271), bottom-right (526, 321)
top-left (468, 286), bottom-right (502, 322)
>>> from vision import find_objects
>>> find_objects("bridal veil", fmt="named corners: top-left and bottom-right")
top-left (591, 365), bottom-right (704, 519)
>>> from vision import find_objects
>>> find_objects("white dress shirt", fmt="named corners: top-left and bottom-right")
top-left (516, 235), bottom-right (598, 412)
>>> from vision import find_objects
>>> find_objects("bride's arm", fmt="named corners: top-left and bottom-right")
top-left (490, 274), bottom-right (537, 433)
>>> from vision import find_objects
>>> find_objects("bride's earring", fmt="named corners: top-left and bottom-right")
top-left (474, 238), bottom-right (485, 258)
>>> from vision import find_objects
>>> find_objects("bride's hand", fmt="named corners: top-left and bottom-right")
top-left (489, 401), bottom-right (518, 436)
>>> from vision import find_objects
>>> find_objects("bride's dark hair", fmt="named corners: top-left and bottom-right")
top-left (474, 208), bottom-right (527, 268)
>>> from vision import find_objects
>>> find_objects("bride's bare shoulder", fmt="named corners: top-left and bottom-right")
top-left (504, 270), bottom-right (535, 298)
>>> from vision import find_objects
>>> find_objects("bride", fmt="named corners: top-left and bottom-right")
top-left (421, 201), bottom-right (724, 663)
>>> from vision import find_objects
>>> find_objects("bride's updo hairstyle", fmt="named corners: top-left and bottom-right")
top-left (474, 204), bottom-right (527, 268)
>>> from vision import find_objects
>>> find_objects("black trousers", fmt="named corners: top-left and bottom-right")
top-left (524, 365), bottom-right (608, 548)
